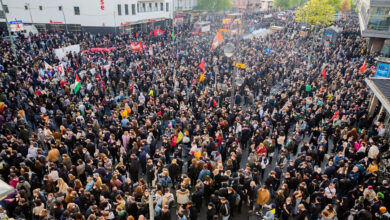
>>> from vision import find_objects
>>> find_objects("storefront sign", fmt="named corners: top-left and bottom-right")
top-left (376, 62), bottom-right (390, 78)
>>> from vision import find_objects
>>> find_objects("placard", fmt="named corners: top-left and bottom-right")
top-left (376, 62), bottom-right (390, 78)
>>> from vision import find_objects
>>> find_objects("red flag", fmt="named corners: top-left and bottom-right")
top-left (150, 55), bottom-right (153, 67)
top-left (210, 31), bottom-right (224, 51)
top-left (153, 29), bottom-right (165, 37)
top-left (359, 58), bottom-right (367, 72)
top-left (322, 68), bottom-right (326, 79)
top-left (330, 112), bottom-right (339, 121)
top-left (136, 32), bottom-right (139, 38)
top-left (199, 59), bottom-right (205, 72)
top-left (130, 41), bottom-right (142, 51)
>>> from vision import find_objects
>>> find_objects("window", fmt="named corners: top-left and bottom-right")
top-left (166, 3), bottom-right (169, 11)
top-left (142, 3), bottom-right (145, 12)
top-left (381, 39), bottom-right (390, 57)
top-left (58, 6), bottom-right (62, 11)
top-left (367, 7), bottom-right (390, 31)
top-left (74, 6), bottom-right (80, 15)
top-left (155, 3), bottom-right (158, 11)
top-left (132, 4), bottom-right (136, 15)
top-left (39, 6), bottom-right (43, 10)
top-left (24, 5), bottom-right (28, 10)
top-left (117, 4), bottom-right (122, 15)
top-left (3, 5), bottom-right (9, 13)
top-left (0, 10), bottom-right (5, 18)
top-left (137, 3), bottom-right (139, 12)
top-left (149, 3), bottom-right (152, 12)
top-left (125, 4), bottom-right (129, 15)
top-left (160, 3), bottom-right (163, 11)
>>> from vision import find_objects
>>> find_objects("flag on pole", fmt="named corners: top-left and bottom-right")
top-left (322, 68), bottom-right (326, 79)
top-left (210, 31), bottom-right (224, 51)
top-left (150, 55), bottom-right (153, 67)
top-left (130, 41), bottom-right (143, 51)
top-left (199, 59), bottom-right (206, 72)
top-left (153, 29), bottom-right (165, 37)
top-left (74, 73), bottom-right (81, 94)
top-left (330, 112), bottom-right (339, 121)
top-left (171, 32), bottom-right (176, 40)
top-left (359, 58), bottom-right (367, 72)
top-left (44, 62), bottom-right (53, 71)
top-left (199, 73), bottom-right (205, 82)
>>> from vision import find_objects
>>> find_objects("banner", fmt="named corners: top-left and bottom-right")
top-left (153, 29), bottom-right (165, 37)
top-left (55, 44), bottom-right (80, 60)
top-left (233, 62), bottom-right (246, 69)
top-left (222, 19), bottom-right (231, 24)
top-left (90, 47), bottom-right (116, 53)
top-left (130, 41), bottom-right (142, 51)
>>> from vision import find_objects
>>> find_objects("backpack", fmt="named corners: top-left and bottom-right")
top-left (161, 176), bottom-right (170, 188)
top-left (219, 203), bottom-right (230, 216)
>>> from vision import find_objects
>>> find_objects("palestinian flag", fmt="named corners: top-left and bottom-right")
top-left (74, 73), bottom-right (81, 94)
top-left (171, 32), bottom-right (176, 40)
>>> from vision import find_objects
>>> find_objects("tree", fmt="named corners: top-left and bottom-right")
top-left (215, 0), bottom-right (232, 11)
top-left (295, 0), bottom-right (335, 27)
top-left (340, 0), bottom-right (351, 12)
top-left (274, 0), bottom-right (291, 9)
top-left (273, 0), bottom-right (307, 9)
top-left (196, 0), bottom-right (232, 11)
top-left (291, 0), bottom-right (308, 8)
top-left (326, 0), bottom-right (341, 11)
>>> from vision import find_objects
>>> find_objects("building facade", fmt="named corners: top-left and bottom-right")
top-left (172, 0), bottom-right (197, 11)
top-left (232, 0), bottom-right (272, 12)
top-left (358, 0), bottom-right (390, 57)
top-left (1, 0), bottom-right (174, 34)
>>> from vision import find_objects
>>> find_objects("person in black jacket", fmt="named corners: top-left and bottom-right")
top-left (128, 154), bottom-right (140, 182)
top-left (206, 202), bottom-right (217, 220)
top-left (309, 197), bottom-right (322, 220)
top-left (191, 184), bottom-right (203, 212)
top-left (160, 205), bottom-right (171, 220)
top-left (168, 159), bottom-right (181, 188)
top-left (187, 201), bottom-right (198, 220)
top-left (294, 204), bottom-right (309, 220)
top-left (219, 197), bottom-right (230, 220)
top-left (146, 159), bottom-right (155, 187)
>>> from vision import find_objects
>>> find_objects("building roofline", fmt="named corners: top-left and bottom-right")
top-left (365, 78), bottom-right (390, 114)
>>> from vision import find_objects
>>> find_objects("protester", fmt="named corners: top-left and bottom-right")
top-left (0, 8), bottom-right (386, 220)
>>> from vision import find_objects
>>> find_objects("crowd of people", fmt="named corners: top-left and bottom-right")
top-left (0, 8), bottom-right (388, 220)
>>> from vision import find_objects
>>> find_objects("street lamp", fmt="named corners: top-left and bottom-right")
top-left (224, 42), bottom-right (234, 58)
top-left (224, 42), bottom-right (240, 108)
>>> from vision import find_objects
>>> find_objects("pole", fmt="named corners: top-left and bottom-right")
top-left (113, 11), bottom-right (117, 35)
top-left (61, 5), bottom-right (69, 33)
top-left (0, 0), bottom-right (16, 56)
top-left (27, 3), bottom-right (33, 24)
top-left (230, 65), bottom-right (236, 109)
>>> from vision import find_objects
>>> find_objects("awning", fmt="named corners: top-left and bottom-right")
top-left (0, 180), bottom-right (14, 200)
top-left (365, 77), bottom-right (390, 114)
